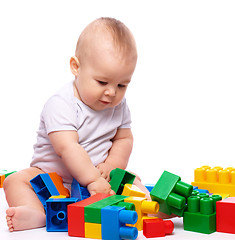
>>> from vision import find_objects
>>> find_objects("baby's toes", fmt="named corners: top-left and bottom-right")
top-left (7, 218), bottom-right (12, 225)
top-left (7, 221), bottom-right (14, 232)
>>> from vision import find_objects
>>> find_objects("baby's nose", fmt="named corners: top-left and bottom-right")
top-left (104, 87), bottom-right (116, 97)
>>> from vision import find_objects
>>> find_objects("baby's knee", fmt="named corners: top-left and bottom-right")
top-left (3, 170), bottom-right (30, 190)
top-left (3, 171), bottom-right (21, 190)
top-left (3, 173), bottom-right (14, 191)
top-left (3, 167), bottom-right (44, 191)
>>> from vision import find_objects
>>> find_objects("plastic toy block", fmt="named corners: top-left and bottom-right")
top-left (216, 197), bottom-right (235, 234)
top-left (48, 173), bottom-right (70, 197)
top-left (193, 186), bottom-right (209, 194)
top-left (150, 171), bottom-right (193, 216)
top-left (0, 170), bottom-right (16, 177)
top-left (142, 216), bottom-right (159, 222)
top-left (0, 174), bottom-right (5, 188)
top-left (85, 222), bottom-right (102, 239)
top-left (109, 168), bottom-right (136, 195)
top-left (143, 218), bottom-right (174, 238)
top-left (192, 166), bottom-right (235, 196)
top-left (68, 193), bottom-right (111, 237)
top-left (49, 195), bottom-right (66, 199)
top-left (124, 196), bottom-right (159, 230)
top-left (85, 195), bottom-right (128, 223)
top-left (214, 193), bottom-right (230, 199)
top-left (114, 201), bottom-right (136, 211)
top-left (101, 205), bottom-right (138, 240)
top-left (30, 173), bottom-right (60, 208)
top-left (122, 184), bottom-right (146, 198)
top-left (30, 172), bottom-right (70, 208)
top-left (46, 197), bottom-right (78, 232)
top-left (71, 178), bottom-right (90, 200)
top-left (183, 194), bottom-right (222, 234)
top-left (145, 184), bottom-right (154, 192)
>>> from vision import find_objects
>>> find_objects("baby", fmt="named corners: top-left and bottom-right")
top-left (4, 17), bottom-right (150, 232)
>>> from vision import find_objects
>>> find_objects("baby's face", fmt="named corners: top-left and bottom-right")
top-left (74, 37), bottom-right (136, 111)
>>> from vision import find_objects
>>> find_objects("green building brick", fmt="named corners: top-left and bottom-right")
top-left (150, 171), bottom-right (193, 216)
top-left (183, 194), bottom-right (222, 234)
top-left (109, 168), bottom-right (136, 195)
top-left (0, 170), bottom-right (16, 178)
top-left (84, 195), bottom-right (128, 223)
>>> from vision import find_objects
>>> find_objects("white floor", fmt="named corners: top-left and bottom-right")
top-left (0, 188), bottom-right (234, 240)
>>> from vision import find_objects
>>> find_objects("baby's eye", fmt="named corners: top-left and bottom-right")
top-left (118, 84), bottom-right (126, 88)
top-left (97, 80), bottom-right (107, 85)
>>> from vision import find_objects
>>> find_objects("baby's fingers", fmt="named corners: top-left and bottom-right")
top-left (89, 190), bottom-right (97, 196)
top-left (110, 189), bottom-right (115, 195)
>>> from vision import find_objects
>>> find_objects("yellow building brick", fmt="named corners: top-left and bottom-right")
top-left (85, 222), bottom-right (102, 239)
top-left (192, 166), bottom-right (235, 196)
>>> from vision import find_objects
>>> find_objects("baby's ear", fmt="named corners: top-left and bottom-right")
top-left (70, 56), bottom-right (80, 76)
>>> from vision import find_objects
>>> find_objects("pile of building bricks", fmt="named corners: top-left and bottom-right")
top-left (28, 166), bottom-right (235, 238)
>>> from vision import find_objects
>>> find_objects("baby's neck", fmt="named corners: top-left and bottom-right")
top-left (73, 80), bottom-right (81, 100)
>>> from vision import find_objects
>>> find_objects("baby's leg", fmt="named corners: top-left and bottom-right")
top-left (3, 167), bottom-right (46, 232)
top-left (127, 170), bottom-right (151, 200)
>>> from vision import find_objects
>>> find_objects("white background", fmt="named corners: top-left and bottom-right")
top-left (1, 0), bottom-right (235, 186)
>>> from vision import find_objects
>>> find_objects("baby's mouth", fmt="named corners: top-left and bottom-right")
top-left (100, 100), bottom-right (111, 105)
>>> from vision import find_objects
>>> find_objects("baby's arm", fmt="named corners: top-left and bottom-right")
top-left (97, 128), bottom-right (152, 200)
top-left (49, 130), bottom-right (114, 195)
top-left (97, 128), bottom-right (133, 180)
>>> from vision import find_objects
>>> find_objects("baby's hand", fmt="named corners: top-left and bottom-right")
top-left (87, 176), bottom-right (115, 196)
top-left (97, 163), bottom-right (115, 181)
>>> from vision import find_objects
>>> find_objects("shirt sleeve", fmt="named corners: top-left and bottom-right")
top-left (42, 95), bottom-right (78, 134)
top-left (119, 98), bottom-right (132, 129)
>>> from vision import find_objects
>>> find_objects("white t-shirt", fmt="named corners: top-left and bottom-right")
top-left (30, 81), bottom-right (131, 184)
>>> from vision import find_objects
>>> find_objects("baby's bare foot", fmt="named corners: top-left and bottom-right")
top-left (6, 206), bottom-right (46, 232)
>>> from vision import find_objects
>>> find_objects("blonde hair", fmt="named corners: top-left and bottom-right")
top-left (75, 17), bottom-right (137, 63)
